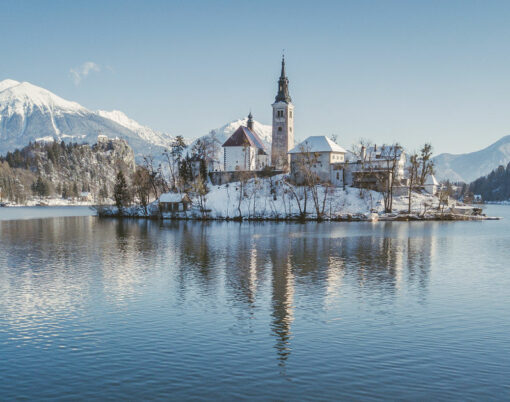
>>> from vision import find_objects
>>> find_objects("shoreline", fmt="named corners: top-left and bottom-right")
top-left (93, 206), bottom-right (501, 222)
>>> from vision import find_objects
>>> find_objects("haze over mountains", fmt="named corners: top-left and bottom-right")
top-left (432, 136), bottom-right (510, 183)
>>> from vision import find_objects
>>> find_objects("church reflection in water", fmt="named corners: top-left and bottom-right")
top-left (0, 218), bottom-right (438, 365)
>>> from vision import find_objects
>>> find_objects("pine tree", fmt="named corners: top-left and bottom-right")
top-left (72, 182), bottom-right (79, 198)
top-left (114, 171), bottom-right (130, 215)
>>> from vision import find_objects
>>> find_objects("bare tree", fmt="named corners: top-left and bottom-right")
top-left (351, 138), bottom-right (374, 197)
top-left (192, 132), bottom-right (222, 172)
top-left (143, 155), bottom-right (166, 202)
top-left (132, 166), bottom-right (152, 215)
top-left (418, 143), bottom-right (434, 186)
top-left (291, 144), bottom-right (329, 220)
top-left (407, 152), bottom-right (419, 214)
top-left (163, 135), bottom-right (186, 191)
top-left (380, 143), bottom-right (403, 213)
top-left (283, 180), bottom-right (308, 219)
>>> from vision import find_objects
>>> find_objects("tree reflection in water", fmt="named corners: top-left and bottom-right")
top-left (0, 218), bottom-right (436, 369)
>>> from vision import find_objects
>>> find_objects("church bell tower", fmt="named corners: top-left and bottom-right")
top-left (271, 56), bottom-right (294, 170)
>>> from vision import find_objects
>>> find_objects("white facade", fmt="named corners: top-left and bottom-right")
top-left (224, 145), bottom-right (268, 171)
top-left (288, 136), bottom-right (347, 185)
top-left (424, 174), bottom-right (439, 195)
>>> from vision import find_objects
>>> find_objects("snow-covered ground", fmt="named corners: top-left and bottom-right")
top-left (201, 175), bottom-right (441, 219)
top-left (97, 176), bottom-right (447, 220)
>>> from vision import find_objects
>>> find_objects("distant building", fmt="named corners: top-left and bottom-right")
top-left (222, 113), bottom-right (269, 171)
top-left (288, 136), bottom-right (346, 185)
top-left (423, 174), bottom-right (439, 195)
top-left (159, 193), bottom-right (191, 212)
top-left (271, 56), bottom-right (294, 170)
top-left (345, 144), bottom-right (407, 191)
top-left (79, 191), bottom-right (93, 202)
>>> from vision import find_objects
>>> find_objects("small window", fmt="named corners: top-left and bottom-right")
top-left (290, 111), bottom-right (293, 118)
top-left (290, 127), bottom-right (292, 132)
top-left (278, 127), bottom-right (282, 132)
top-left (336, 172), bottom-right (340, 180)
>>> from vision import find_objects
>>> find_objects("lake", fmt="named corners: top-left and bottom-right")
top-left (0, 206), bottom-right (509, 400)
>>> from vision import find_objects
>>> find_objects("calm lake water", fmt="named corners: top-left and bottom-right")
top-left (0, 206), bottom-right (509, 400)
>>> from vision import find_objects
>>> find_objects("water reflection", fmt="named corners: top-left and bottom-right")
top-left (0, 219), bottom-right (438, 366)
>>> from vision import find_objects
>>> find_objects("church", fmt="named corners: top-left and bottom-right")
top-left (222, 56), bottom-right (294, 172)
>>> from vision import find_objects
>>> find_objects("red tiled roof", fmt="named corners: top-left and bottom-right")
top-left (222, 126), bottom-right (267, 153)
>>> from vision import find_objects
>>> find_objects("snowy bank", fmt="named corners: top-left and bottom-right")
top-left (95, 175), bottom-right (498, 221)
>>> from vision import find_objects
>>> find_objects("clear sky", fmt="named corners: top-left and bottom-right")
top-left (3, 0), bottom-right (510, 154)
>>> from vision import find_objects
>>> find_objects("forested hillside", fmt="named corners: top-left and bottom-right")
top-left (0, 137), bottom-right (135, 204)
top-left (469, 163), bottom-right (510, 201)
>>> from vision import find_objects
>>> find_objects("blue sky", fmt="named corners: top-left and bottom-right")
top-left (3, 0), bottom-right (510, 154)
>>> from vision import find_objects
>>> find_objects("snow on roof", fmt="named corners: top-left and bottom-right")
top-left (425, 174), bottom-right (439, 186)
top-left (222, 126), bottom-right (267, 152)
top-left (288, 136), bottom-right (346, 154)
top-left (159, 193), bottom-right (186, 203)
top-left (366, 145), bottom-right (404, 160)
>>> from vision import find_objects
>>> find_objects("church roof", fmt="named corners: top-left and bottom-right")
top-left (222, 126), bottom-right (267, 153)
top-left (425, 174), bottom-right (439, 186)
top-left (289, 136), bottom-right (346, 154)
top-left (275, 56), bottom-right (292, 103)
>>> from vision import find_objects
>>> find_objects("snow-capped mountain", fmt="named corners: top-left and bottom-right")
top-left (202, 118), bottom-right (272, 147)
top-left (187, 118), bottom-right (272, 168)
top-left (433, 135), bottom-right (510, 183)
top-left (0, 79), bottom-right (174, 160)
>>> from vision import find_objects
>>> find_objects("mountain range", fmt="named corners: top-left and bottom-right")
top-left (0, 79), bottom-right (272, 162)
top-left (3, 78), bottom-right (510, 184)
top-left (432, 135), bottom-right (510, 183)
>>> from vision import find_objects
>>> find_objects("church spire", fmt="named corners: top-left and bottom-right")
top-left (247, 111), bottom-right (254, 130)
top-left (275, 55), bottom-right (292, 103)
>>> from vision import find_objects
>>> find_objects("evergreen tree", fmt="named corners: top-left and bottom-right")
top-left (72, 182), bottom-right (79, 198)
top-left (114, 171), bottom-right (130, 215)
top-left (31, 176), bottom-right (49, 197)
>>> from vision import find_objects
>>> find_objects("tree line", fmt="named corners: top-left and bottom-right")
top-left (469, 162), bottom-right (510, 201)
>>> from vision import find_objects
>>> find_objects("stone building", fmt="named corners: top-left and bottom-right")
top-left (271, 56), bottom-right (294, 170)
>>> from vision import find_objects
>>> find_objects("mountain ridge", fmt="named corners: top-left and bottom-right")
top-left (0, 79), bottom-right (272, 164)
top-left (0, 79), bottom-right (174, 161)
top-left (433, 135), bottom-right (510, 183)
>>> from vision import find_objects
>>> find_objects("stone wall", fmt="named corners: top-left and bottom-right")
top-left (209, 170), bottom-right (284, 186)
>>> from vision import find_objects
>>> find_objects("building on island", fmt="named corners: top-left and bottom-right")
top-left (288, 136), bottom-right (346, 186)
top-left (220, 56), bottom-right (294, 174)
top-left (271, 56), bottom-right (294, 170)
top-left (222, 113), bottom-right (269, 171)
top-left (344, 145), bottom-right (407, 192)
top-left (159, 193), bottom-right (191, 213)
top-left (423, 174), bottom-right (439, 195)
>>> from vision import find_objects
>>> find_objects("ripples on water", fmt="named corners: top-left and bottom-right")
top-left (0, 207), bottom-right (509, 400)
